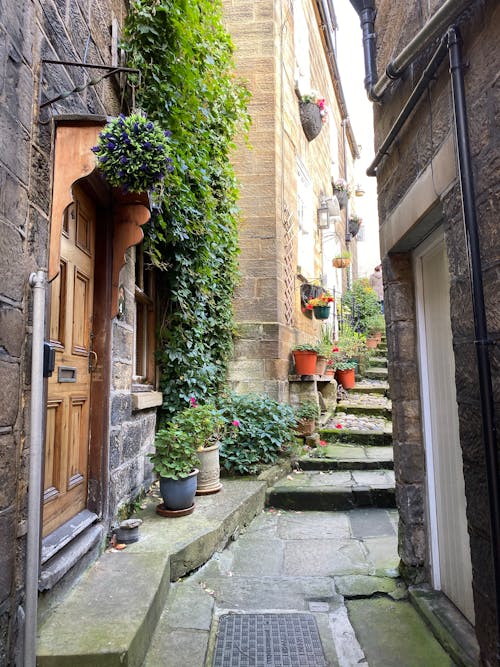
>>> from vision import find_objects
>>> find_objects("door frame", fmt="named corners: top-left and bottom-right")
top-left (413, 227), bottom-right (444, 589)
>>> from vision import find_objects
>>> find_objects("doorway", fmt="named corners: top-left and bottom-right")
top-left (414, 230), bottom-right (475, 623)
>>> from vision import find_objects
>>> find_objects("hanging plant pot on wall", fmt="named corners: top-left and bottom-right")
top-left (333, 188), bottom-right (348, 208)
top-left (299, 102), bottom-right (323, 142)
top-left (313, 305), bottom-right (331, 320)
top-left (333, 257), bottom-right (351, 268)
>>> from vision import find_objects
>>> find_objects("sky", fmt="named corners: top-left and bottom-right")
top-left (335, 0), bottom-right (381, 276)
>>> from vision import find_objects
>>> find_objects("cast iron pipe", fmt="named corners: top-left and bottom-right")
top-left (448, 26), bottom-right (500, 660)
top-left (366, 34), bottom-right (448, 177)
top-left (349, 0), bottom-right (379, 101)
top-left (25, 270), bottom-right (46, 666)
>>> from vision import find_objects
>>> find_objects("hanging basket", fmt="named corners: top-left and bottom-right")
top-left (333, 189), bottom-right (348, 209)
top-left (333, 257), bottom-right (351, 268)
top-left (349, 219), bottom-right (361, 237)
top-left (299, 102), bottom-right (323, 142)
top-left (313, 305), bottom-right (331, 320)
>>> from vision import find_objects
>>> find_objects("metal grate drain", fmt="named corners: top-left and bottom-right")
top-left (213, 613), bottom-right (327, 667)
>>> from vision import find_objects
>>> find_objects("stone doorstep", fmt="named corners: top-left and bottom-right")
top-left (336, 403), bottom-right (392, 418)
top-left (36, 479), bottom-right (270, 667)
top-left (298, 456), bottom-right (394, 471)
top-left (319, 428), bottom-right (393, 446)
top-left (408, 585), bottom-right (480, 667)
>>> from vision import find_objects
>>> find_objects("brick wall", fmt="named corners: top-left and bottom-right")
top-left (373, 0), bottom-right (500, 662)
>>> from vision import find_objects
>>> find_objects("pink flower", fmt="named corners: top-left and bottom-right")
top-left (319, 440), bottom-right (327, 447)
top-left (232, 420), bottom-right (240, 427)
top-left (189, 396), bottom-right (197, 406)
top-left (335, 423), bottom-right (343, 429)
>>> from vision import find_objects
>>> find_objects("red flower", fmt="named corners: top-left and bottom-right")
top-left (335, 423), bottom-right (343, 429)
top-left (319, 440), bottom-right (327, 447)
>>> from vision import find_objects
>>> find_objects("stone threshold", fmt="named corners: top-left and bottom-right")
top-left (36, 471), bottom-right (287, 667)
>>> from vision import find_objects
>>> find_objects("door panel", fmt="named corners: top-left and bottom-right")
top-left (417, 236), bottom-right (474, 622)
top-left (43, 185), bottom-right (95, 537)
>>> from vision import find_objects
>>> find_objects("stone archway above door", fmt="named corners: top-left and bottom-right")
top-left (48, 116), bottom-right (151, 317)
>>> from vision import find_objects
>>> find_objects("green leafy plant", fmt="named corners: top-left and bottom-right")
top-left (217, 393), bottom-right (296, 475)
top-left (306, 291), bottom-right (334, 309)
top-left (317, 323), bottom-right (335, 357)
top-left (300, 90), bottom-right (328, 123)
top-left (92, 112), bottom-right (172, 193)
top-left (293, 343), bottom-right (320, 352)
top-left (335, 360), bottom-right (357, 371)
top-left (332, 178), bottom-right (352, 196)
top-left (343, 278), bottom-right (380, 333)
top-left (149, 399), bottom-right (224, 478)
top-left (295, 401), bottom-right (320, 421)
top-left (124, 0), bottom-right (251, 416)
top-left (365, 312), bottom-right (386, 335)
top-left (334, 250), bottom-right (352, 260)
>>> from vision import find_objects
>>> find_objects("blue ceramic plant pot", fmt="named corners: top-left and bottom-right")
top-left (160, 469), bottom-right (198, 510)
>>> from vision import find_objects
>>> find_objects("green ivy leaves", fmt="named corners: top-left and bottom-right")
top-left (124, 0), bottom-right (250, 417)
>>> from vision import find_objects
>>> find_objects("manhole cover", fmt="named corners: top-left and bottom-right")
top-left (213, 613), bottom-right (326, 666)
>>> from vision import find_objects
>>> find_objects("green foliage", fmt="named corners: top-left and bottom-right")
top-left (217, 393), bottom-right (296, 475)
top-left (92, 112), bottom-right (172, 192)
top-left (149, 401), bottom-right (224, 478)
top-left (293, 343), bottom-right (320, 352)
top-left (337, 322), bottom-right (366, 358)
top-left (317, 323), bottom-right (334, 357)
top-left (365, 312), bottom-right (386, 335)
top-left (295, 401), bottom-right (320, 421)
top-left (335, 360), bottom-right (357, 371)
top-left (343, 278), bottom-right (380, 333)
top-left (124, 0), bottom-right (251, 416)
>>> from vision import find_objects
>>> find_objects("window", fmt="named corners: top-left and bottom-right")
top-left (133, 243), bottom-right (155, 386)
top-left (297, 159), bottom-right (315, 280)
top-left (293, 0), bottom-right (311, 95)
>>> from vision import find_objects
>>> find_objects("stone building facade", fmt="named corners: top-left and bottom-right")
top-left (224, 0), bottom-right (360, 400)
top-left (0, 2), bottom-right (160, 662)
top-left (355, 0), bottom-right (499, 663)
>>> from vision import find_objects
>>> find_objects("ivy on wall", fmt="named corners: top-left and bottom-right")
top-left (124, 0), bottom-right (250, 417)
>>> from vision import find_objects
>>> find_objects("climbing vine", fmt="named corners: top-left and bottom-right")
top-left (123, 0), bottom-right (250, 417)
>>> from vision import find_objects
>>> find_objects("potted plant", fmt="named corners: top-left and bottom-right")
top-left (294, 401), bottom-right (320, 436)
top-left (149, 407), bottom-right (201, 515)
top-left (292, 344), bottom-right (319, 375)
top-left (91, 111), bottom-right (173, 193)
top-left (332, 251), bottom-right (352, 268)
top-left (348, 214), bottom-right (363, 237)
top-left (316, 324), bottom-right (334, 375)
top-left (299, 90), bottom-right (328, 141)
top-left (365, 312), bottom-right (386, 347)
top-left (332, 178), bottom-right (351, 208)
top-left (335, 360), bottom-right (357, 389)
top-left (306, 291), bottom-right (334, 320)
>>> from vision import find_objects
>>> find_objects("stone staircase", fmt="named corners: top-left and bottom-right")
top-left (267, 343), bottom-right (395, 512)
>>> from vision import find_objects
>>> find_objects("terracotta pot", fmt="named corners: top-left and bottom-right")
top-left (366, 336), bottom-right (378, 349)
top-left (292, 350), bottom-right (318, 375)
top-left (196, 443), bottom-right (221, 495)
top-left (336, 368), bottom-right (356, 389)
top-left (315, 355), bottom-right (328, 375)
top-left (299, 102), bottom-right (323, 141)
top-left (325, 368), bottom-right (335, 376)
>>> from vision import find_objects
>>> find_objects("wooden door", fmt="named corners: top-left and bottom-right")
top-left (416, 234), bottom-right (475, 623)
top-left (43, 184), bottom-right (95, 537)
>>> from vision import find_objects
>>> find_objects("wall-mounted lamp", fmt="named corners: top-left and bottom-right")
top-left (355, 184), bottom-right (365, 197)
top-left (317, 200), bottom-right (330, 229)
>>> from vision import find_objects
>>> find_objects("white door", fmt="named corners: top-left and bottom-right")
top-left (415, 231), bottom-right (475, 623)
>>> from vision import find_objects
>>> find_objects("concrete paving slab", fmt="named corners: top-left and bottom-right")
top-left (284, 539), bottom-right (369, 576)
top-left (277, 511), bottom-right (351, 540)
top-left (334, 574), bottom-right (407, 599)
top-left (228, 537), bottom-right (285, 575)
top-left (348, 508), bottom-right (396, 538)
top-left (158, 582), bottom-right (214, 631)
top-left (346, 598), bottom-right (455, 667)
top-left (143, 627), bottom-right (209, 667)
top-left (351, 470), bottom-right (394, 488)
top-left (362, 536), bottom-right (400, 577)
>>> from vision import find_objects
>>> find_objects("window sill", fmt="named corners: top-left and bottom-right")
top-left (131, 390), bottom-right (163, 411)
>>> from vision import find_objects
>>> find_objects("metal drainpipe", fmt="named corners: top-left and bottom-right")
top-left (25, 270), bottom-right (46, 667)
top-left (350, 0), bottom-right (472, 102)
top-left (366, 34), bottom-right (448, 177)
top-left (448, 26), bottom-right (500, 660)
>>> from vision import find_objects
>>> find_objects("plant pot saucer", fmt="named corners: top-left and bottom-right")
top-left (156, 502), bottom-right (195, 517)
top-left (196, 483), bottom-right (223, 496)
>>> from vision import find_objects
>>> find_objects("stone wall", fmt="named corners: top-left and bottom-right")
top-left (0, 1), bottom-right (158, 661)
top-left (373, 0), bottom-right (500, 662)
top-left (225, 0), bottom-right (356, 400)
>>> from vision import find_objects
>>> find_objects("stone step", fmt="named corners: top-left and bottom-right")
top-left (266, 469), bottom-right (396, 511)
top-left (298, 443), bottom-right (393, 471)
top-left (37, 480), bottom-right (268, 667)
top-left (319, 425), bottom-right (392, 447)
top-left (351, 381), bottom-right (389, 395)
top-left (369, 356), bottom-right (387, 368)
top-left (336, 403), bottom-right (391, 418)
top-left (365, 367), bottom-right (389, 380)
